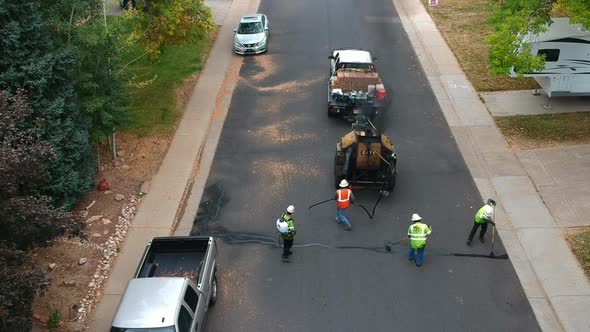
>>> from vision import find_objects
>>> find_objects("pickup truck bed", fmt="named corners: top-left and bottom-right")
top-left (136, 237), bottom-right (209, 282)
top-left (330, 71), bottom-right (382, 92)
top-left (112, 236), bottom-right (217, 332)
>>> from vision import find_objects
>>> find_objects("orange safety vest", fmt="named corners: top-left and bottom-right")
top-left (336, 189), bottom-right (352, 209)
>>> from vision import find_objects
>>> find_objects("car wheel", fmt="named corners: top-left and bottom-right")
top-left (210, 275), bottom-right (218, 306)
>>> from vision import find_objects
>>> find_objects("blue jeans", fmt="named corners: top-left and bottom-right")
top-left (336, 207), bottom-right (351, 227)
top-left (408, 246), bottom-right (425, 266)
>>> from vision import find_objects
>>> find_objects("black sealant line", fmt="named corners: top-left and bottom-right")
top-left (214, 233), bottom-right (509, 260)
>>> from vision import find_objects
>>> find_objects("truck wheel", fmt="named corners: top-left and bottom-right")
top-left (210, 275), bottom-right (218, 306)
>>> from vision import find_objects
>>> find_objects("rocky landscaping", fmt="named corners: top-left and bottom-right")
top-left (32, 134), bottom-right (167, 331)
top-left (30, 28), bottom-right (218, 330)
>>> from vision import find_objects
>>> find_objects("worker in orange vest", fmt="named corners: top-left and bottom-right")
top-left (335, 179), bottom-right (354, 231)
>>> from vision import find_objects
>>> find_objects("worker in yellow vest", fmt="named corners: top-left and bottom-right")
top-left (335, 179), bottom-right (354, 231)
top-left (408, 213), bottom-right (432, 267)
top-left (466, 199), bottom-right (496, 246)
top-left (276, 205), bottom-right (296, 260)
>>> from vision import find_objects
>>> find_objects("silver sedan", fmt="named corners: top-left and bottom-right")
top-left (234, 14), bottom-right (269, 55)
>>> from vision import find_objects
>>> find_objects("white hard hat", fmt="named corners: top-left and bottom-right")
top-left (339, 179), bottom-right (349, 188)
top-left (411, 213), bottom-right (422, 222)
top-left (276, 219), bottom-right (289, 234)
top-left (483, 206), bottom-right (494, 219)
top-left (286, 205), bottom-right (295, 214)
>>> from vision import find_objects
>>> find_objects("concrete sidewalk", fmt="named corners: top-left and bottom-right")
top-left (88, 0), bottom-right (257, 329)
top-left (518, 145), bottom-right (590, 228)
top-left (394, 0), bottom-right (590, 331)
top-left (481, 90), bottom-right (590, 116)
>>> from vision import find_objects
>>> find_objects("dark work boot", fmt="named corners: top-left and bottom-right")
top-left (466, 239), bottom-right (472, 246)
top-left (479, 237), bottom-right (486, 243)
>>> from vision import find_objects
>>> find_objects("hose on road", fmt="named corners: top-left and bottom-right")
top-left (216, 233), bottom-right (508, 260)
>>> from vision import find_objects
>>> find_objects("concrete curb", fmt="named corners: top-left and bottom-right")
top-left (393, 0), bottom-right (590, 331)
top-left (88, 0), bottom-right (259, 329)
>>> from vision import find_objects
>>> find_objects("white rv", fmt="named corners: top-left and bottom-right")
top-left (511, 17), bottom-right (590, 97)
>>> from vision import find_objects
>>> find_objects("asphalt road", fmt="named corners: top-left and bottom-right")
top-left (194, 0), bottom-right (540, 330)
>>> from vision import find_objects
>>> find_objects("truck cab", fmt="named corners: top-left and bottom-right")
top-left (330, 49), bottom-right (376, 75)
top-left (111, 236), bottom-right (218, 332)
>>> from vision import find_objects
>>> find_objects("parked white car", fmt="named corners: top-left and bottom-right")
top-left (234, 14), bottom-right (269, 55)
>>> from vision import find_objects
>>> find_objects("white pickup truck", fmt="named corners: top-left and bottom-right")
top-left (328, 49), bottom-right (388, 120)
top-left (110, 236), bottom-right (218, 332)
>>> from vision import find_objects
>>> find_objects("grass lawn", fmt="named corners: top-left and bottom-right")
top-left (568, 230), bottom-right (590, 279)
top-left (421, 0), bottom-right (538, 91)
top-left (122, 29), bottom-right (218, 135)
top-left (496, 112), bottom-right (590, 147)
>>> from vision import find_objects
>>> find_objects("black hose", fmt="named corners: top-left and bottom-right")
top-left (216, 233), bottom-right (508, 260)
top-left (352, 193), bottom-right (384, 219)
top-left (308, 197), bottom-right (336, 210)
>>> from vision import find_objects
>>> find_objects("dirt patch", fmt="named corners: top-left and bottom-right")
top-left (496, 112), bottom-right (590, 150)
top-left (243, 77), bottom-right (323, 94)
top-left (503, 136), bottom-right (590, 151)
top-left (31, 131), bottom-right (170, 330)
top-left (249, 117), bottom-right (316, 144)
top-left (31, 56), bottom-right (207, 331)
top-left (212, 57), bottom-right (243, 119)
top-left (251, 159), bottom-right (321, 197)
top-left (250, 55), bottom-right (278, 82)
top-left (422, 0), bottom-right (538, 91)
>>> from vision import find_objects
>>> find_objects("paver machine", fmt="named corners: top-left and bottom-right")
top-left (334, 115), bottom-right (398, 192)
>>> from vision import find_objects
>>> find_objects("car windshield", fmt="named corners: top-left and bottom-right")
top-left (237, 22), bottom-right (263, 34)
top-left (110, 327), bottom-right (175, 332)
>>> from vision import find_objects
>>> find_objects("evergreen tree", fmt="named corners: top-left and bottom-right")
top-left (0, 0), bottom-right (94, 208)
top-left (0, 90), bottom-right (85, 331)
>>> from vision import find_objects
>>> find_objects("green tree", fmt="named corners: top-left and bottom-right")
top-left (40, 0), bottom-right (130, 140)
top-left (127, 0), bottom-right (213, 56)
top-left (74, 19), bottom-right (130, 140)
top-left (487, 0), bottom-right (590, 75)
top-left (0, 90), bottom-right (85, 331)
top-left (0, 0), bottom-right (94, 208)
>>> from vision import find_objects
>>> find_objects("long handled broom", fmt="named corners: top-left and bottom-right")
top-left (489, 200), bottom-right (497, 257)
